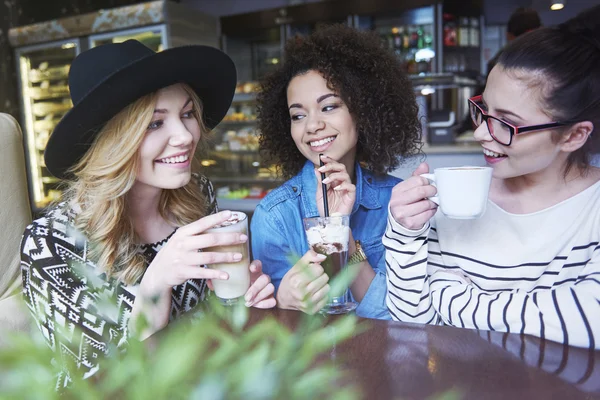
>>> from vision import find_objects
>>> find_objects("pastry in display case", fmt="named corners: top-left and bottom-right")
top-left (15, 40), bottom-right (81, 210)
top-left (202, 82), bottom-right (283, 212)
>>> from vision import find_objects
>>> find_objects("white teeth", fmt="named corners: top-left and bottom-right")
top-left (483, 148), bottom-right (506, 158)
top-left (158, 154), bottom-right (189, 164)
top-left (310, 137), bottom-right (335, 147)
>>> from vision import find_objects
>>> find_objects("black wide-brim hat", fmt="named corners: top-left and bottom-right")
top-left (44, 39), bottom-right (237, 180)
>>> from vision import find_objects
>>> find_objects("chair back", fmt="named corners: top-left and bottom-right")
top-left (0, 113), bottom-right (33, 342)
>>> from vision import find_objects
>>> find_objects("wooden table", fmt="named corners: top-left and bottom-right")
top-left (242, 308), bottom-right (600, 400)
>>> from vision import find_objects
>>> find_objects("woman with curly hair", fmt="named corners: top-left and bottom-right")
top-left (21, 40), bottom-right (275, 386)
top-left (251, 24), bottom-right (422, 319)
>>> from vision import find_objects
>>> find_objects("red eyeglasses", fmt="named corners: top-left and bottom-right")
top-left (468, 95), bottom-right (574, 146)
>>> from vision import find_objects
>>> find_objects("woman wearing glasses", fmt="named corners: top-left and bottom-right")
top-left (384, 5), bottom-right (600, 348)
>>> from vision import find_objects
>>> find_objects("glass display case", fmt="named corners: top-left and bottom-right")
top-left (202, 84), bottom-right (283, 212)
top-left (88, 25), bottom-right (167, 51)
top-left (223, 27), bottom-right (283, 83)
top-left (15, 39), bottom-right (81, 210)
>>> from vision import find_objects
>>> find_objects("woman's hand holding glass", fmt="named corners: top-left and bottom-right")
top-left (390, 162), bottom-right (438, 231)
top-left (315, 156), bottom-right (356, 216)
top-left (141, 210), bottom-right (274, 308)
top-left (276, 250), bottom-right (330, 314)
top-left (207, 259), bottom-right (276, 309)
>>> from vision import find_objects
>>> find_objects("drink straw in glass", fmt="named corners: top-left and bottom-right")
top-left (319, 154), bottom-right (329, 217)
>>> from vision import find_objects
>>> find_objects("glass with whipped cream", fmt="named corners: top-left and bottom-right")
top-left (303, 214), bottom-right (357, 314)
top-left (204, 212), bottom-right (250, 305)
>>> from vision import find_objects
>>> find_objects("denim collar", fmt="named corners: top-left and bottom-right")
top-left (296, 160), bottom-right (382, 218)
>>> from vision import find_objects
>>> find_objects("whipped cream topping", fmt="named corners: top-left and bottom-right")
top-left (305, 214), bottom-right (350, 252)
top-left (210, 212), bottom-right (248, 231)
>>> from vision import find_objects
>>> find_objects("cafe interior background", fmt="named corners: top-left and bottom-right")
top-left (0, 0), bottom-right (597, 217)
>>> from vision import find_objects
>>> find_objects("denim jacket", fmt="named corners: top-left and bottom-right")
top-left (251, 160), bottom-right (400, 320)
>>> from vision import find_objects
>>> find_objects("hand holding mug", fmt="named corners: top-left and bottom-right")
top-left (390, 162), bottom-right (438, 230)
top-left (420, 166), bottom-right (492, 219)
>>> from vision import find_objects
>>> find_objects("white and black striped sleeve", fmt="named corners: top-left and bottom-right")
top-left (429, 252), bottom-right (600, 349)
top-left (384, 213), bottom-right (444, 325)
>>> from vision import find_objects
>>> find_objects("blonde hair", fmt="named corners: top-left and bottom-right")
top-left (63, 84), bottom-right (210, 285)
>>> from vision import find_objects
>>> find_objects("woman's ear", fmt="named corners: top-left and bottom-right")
top-left (560, 121), bottom-right (594, 153)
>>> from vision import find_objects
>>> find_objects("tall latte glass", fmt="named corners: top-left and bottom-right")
top-left (204, 212), bottom-right (251, 305)
top-left (303, 215), bottom-right (357, 314)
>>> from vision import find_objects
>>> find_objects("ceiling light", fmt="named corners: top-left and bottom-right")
top-left (551, 0), bottom-right (565, 10)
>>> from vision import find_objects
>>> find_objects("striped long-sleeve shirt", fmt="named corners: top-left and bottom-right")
top-left (384, 180), bottom-right (600, 349)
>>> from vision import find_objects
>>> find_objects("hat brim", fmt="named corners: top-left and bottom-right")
top-left (44, 45), bottom-right (236, 180)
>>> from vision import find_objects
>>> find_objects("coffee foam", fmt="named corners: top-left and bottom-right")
top-left (306, 222), bottom-right (350, 252)
top-left (210, 212), bottom-right (248, 231)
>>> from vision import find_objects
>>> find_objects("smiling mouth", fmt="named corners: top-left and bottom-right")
top-left (156, 153), bottom-right (190, 164)
top-left (309, 136), bottom-right (336, 147)
top-left (483, 148), bottom-right (507, 158)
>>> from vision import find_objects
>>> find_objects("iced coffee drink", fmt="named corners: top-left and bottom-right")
top-left (303, 214), bottom-right (357, 314)
top-left (204, 212), bottom-right (250, 305)
top-left (305, 217), bottom-right (349, 278)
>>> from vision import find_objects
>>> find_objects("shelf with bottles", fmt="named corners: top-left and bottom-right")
top-left (442, 14), bottom-right (480, 48)
top-left (441, 14), bottom-right (482, 74)
top-left (379, 24), bottom-right (435, 75)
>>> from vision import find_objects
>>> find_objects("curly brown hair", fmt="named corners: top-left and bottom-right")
top-left (257, 24), bottom-right (422, 179)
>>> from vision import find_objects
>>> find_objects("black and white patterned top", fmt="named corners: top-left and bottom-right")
top-left (20, 175), bottom-right (217, 386)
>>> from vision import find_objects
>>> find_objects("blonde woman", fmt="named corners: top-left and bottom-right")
top-left (20, 40), bottom-right (275, 385)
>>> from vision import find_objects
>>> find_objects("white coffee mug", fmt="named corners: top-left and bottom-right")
top-left (421, 166), bottom-right (493, 219)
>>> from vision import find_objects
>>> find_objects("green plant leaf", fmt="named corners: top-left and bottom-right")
top-left (189, 374), bottom-right (226, 400)
top-left (2, 277), bottom-right (362, 400)
top-left (428, 388), bottom-right (464, 400)
top-left (291, 366), bottom-right (343, 399)
top-left (230, 301), bottom-right (249, 332)
top-left (234, 342), bottom-right (276, 399)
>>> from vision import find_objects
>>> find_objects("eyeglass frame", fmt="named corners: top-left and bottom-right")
top-left (467, 95), bottom-right (575, 146)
